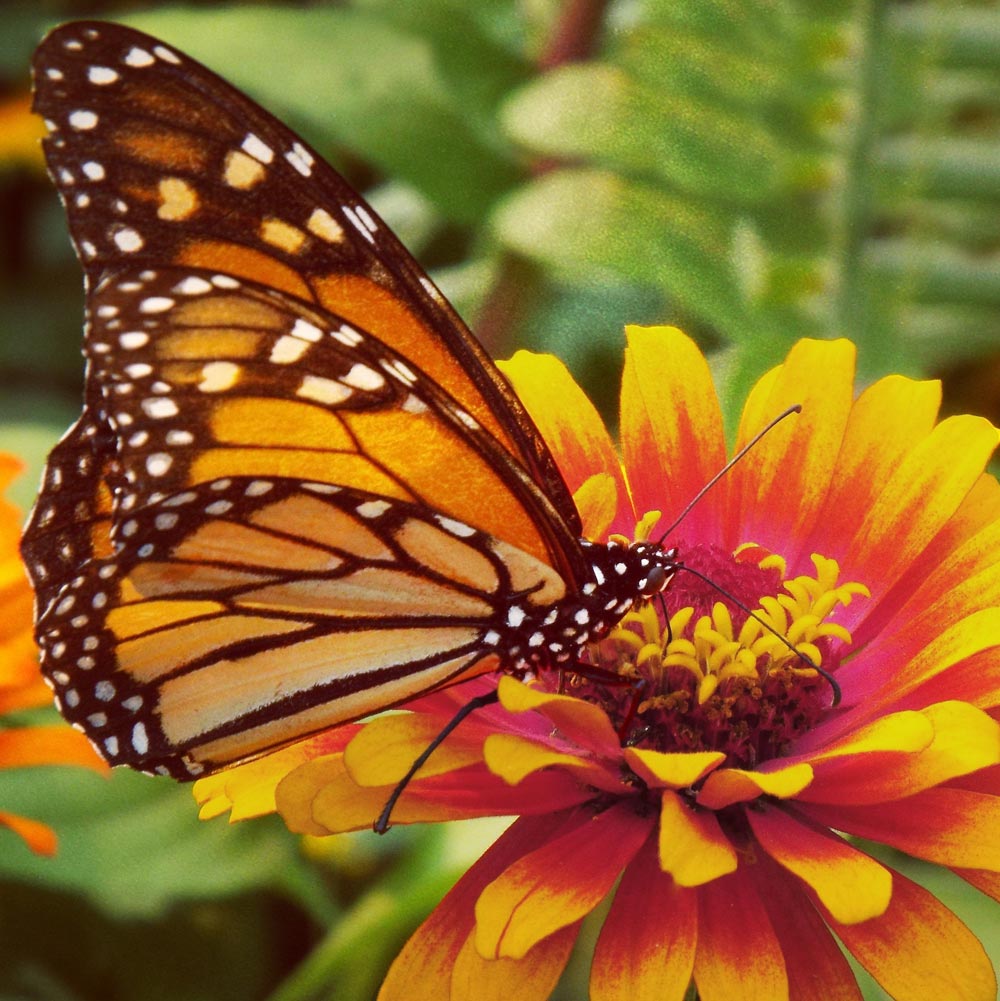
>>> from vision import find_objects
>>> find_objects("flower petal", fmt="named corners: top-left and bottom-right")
top-left (474, 802), bottom-right (652, 960)
top-left (728, 339), bottom-right (855, 566)
top-left (0, 810), bottom-right (57, 856)
top-left (658, 790), bottom-right (737, 886)
top-left (748, 854), bottom-right (864, 1001)
top-left (800, 702), bottom-right (1000, 805)
top-left (801, 786), bottom-right (1000, 870)
top-left (496, 677), bottom-right (621, 758)
top-left (828, 868), bottom-right (996, 1001)
top-left (195, 729), bottom-right (354, 821)
top-left (483, 733), bottom-right (622, 792)
top-left (623, 747), bottom-right (724, 788)
top-left (451, 922), bottom-right (578, 1001)
top-left (697, 763), bottom-right (813, 810)
top-left (0, 726), bottom-right (107, 772)
top-left (801, 374), bottom-right (940, 573)
top-left (845, 414), bottom-right (999, 592)
top-left (620, 326), bottom-right (726, 543)
top-left (591, 836), bottom-right (697, 1001)
top-left (572, 472), bottom-right (619, 541)
top-left (379, 813), bottom-right (575, 1001)
top-left (693, 868), bottom-right (788, 1001)
top-left (498, 351), bottom-right (625, 505)
top-left (344, 713), bottom-right (485, 786)
top-left (746, 806), bottom-right (891, 923)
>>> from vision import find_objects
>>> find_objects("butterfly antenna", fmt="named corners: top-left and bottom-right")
top-left (657, 404), bottom-right (802, 545)
top-left (374, 688), bottom-right (500, 834)
top-left (672, 563), bottom-right (842, 706)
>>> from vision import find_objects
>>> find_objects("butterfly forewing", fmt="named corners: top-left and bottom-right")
top-left (81, 265), bottom-right (568, 566)
top-left (31, 20), bottom-right (580, 548)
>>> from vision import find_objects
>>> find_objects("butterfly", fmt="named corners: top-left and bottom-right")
top-left (21, 20), bottom-right (678, 780)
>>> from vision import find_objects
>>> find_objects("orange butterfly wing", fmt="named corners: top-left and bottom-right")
top-left (21, 20), bottom-right (599, 776)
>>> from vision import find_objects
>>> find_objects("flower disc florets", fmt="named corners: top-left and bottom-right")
top-left (563, 534), bottom-right (869, 771)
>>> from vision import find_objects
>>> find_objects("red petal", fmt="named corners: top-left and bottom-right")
top-left (693, 868), bottom-right (788, 1001)
top-left (378, 813), bottom-right (576, 1001)
top-left (475, 801), bottom-right (652, 960)
top-left (747, 805), bottom-right (891, 923)
top-left (747, 853), bottom-right (863, 1001)
top-left (800, 786), bottom-right (1000, 870)
top-left (828, 868), bottom-right (996, 1001)
top-left (591, 836), bottom-right (697, 1001)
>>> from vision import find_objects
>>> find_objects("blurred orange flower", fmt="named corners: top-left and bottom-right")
top-left (0, 453), bottom-right (106, 854)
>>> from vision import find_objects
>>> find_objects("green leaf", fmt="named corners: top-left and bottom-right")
top-left (493, 168), bottom-right (758, 339)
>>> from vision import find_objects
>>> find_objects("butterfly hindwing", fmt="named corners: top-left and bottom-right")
top-left (37, 476), bottom-right (567, 776)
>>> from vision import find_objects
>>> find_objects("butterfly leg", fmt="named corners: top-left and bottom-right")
top-left (373, 688), bottom-right (501, 834)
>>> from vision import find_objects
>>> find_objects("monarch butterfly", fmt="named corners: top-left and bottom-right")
top-left (22, 20), bottom-right (679, 780)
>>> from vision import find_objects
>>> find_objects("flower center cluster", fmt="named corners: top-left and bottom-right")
top-left (568, 539), bottom-right (868, 770)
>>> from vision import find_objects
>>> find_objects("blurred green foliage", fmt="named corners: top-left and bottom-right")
top-left (1, 1), bottom-right (999, 999)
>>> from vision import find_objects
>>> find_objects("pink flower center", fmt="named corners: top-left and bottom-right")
top-left (563, 540), bottom-right (868, 770)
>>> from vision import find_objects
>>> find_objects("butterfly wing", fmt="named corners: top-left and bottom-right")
top-left (29, 20), bottom-right (582, 567)
top-left (23, 20), bottom-right (595, 773)
top-left (38, 475), bottom-right (567, 777)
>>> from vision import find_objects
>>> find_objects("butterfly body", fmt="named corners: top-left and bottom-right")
top-left (23, 21), bottom-right (678, 778)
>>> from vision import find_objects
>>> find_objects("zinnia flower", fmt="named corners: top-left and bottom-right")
top-left (197, 328), bottom-right (1000, 1000)
top-left (0, 452), bottom-right (106, 854)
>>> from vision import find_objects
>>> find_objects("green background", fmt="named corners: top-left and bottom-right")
top-left (1, 2), bottom-right (998, 999)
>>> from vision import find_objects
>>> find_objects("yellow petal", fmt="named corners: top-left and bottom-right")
top-left (730, 339), bottom-right (855, 563)
top-left (658, 791), bottom-right (737, 886)
top-left (498, 351), bottom-right (624, 502)
top-left (344, 713), bottom-right (483, 786)
top-left (573, 472), bottom-right (618, 541)
top-left (697, 763), bottom-right (814, 809)
top-left (747, 806), bottom-right (891, 924)
top-left (484, 733), bottom-right (621, 791)
top-left (623, 747), bottom-right (725, 788)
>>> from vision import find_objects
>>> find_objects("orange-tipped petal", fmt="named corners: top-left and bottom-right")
top-left (498, 351), bottom-right (625, 503)
top-left (801, 702), bottom-right (999, 805)
top-left (624, 747), bottom-right (725, 788)
top-left (801, 786), bottom-right (1000, 870)
top-left (451, 922), bottom-right (578, 1001)
top-left (749, 854), bottom-right (864, 1001)
top-left (620, 325), bottom-right (726, 543)
top-left (728, 339), bottom-right (855, 565)
top-left (475, 802), bottom-right (651, 960)
top-left (658, 790), bottom-right (737, 886)
top-left (802, 375), bottom-right (940, 563)
top-left (379, 813), bottom-right (573, 1001)
top-left (845, 415), bottom-right (999, 590)
top-left (693, 869), bottom-right (788, 1001)
top-left (0, 810), bottom-right (57, 856)
top-left (828, 869), bottom-right (996, 1001)
top-left (697, 763), bottom-right (813, 810)
top-left (496, 677), bottom-right (621, 758)
top-left (747, 806), bottom-right (891, 923)
top-left (592, 836), bottom-right (697, 1001)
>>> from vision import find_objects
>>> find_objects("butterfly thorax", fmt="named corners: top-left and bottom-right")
top-left (490, 539), bottom-right (679, 671)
